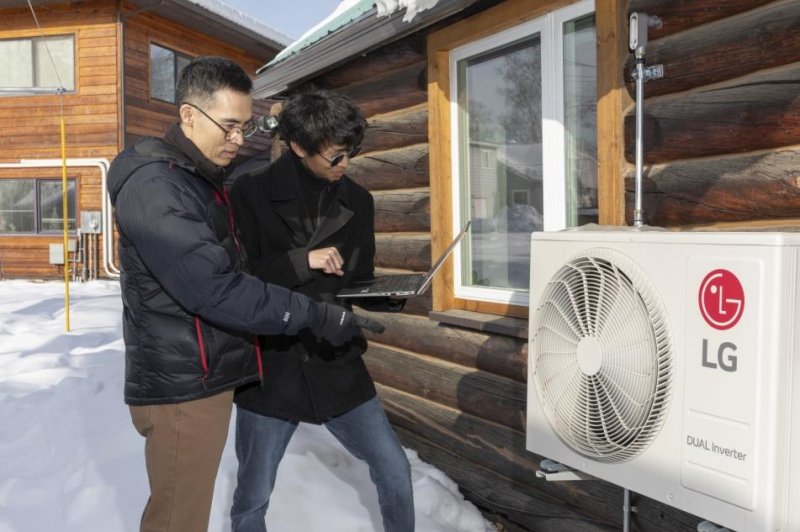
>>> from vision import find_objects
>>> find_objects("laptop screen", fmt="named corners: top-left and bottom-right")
top-left (416, 220), bottom-right (471, 294)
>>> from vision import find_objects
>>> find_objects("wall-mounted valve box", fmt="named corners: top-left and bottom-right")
top-left (49, 240), bottom-right (77, 265)
top-left (80, 211), bottom-right (102, 234)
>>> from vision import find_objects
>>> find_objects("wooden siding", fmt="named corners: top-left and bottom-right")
top-left (0, 0), bottom-right (278, 278)
top-left (0, 1), bottom-right (119, 162)
top-left (0, 0), bottom-right (119, 278)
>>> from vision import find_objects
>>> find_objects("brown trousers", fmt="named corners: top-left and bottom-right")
top-left (129, 390), bottom-right (234, 532)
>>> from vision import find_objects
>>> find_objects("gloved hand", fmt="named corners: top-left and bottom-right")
top-left (309, 301), bottom-right (385, 347)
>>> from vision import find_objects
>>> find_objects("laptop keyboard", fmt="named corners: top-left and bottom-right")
top-left (365, 274), bottom-right (424, 293)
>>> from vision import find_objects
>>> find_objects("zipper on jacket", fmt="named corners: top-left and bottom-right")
top-left (214, 188), bottom-right (263, 383)
top-left (194, 316), bottom-right (209, 386)
top-left (213, 188), bottom-right (241, 254)
top-left (254, 336), bottom-right (265, 387)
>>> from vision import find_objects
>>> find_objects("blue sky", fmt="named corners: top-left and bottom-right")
top-left (223, 0), bottom-right (345, 39)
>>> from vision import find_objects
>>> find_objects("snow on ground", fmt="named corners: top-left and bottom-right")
top-left (0, 280), bottom-right (494, 532)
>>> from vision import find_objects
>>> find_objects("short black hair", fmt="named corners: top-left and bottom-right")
top-left (278, 88), bottom-right (367, 154)
top-left (175, 56), bottom-right (252, 107)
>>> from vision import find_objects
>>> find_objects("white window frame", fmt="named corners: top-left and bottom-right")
top-left (448, 0), bottom-right (595, 307)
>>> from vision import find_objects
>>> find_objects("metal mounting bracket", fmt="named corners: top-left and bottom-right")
top-left (697, 521), bottom-right (733, 532)
top-left (535, 459), bottom-right (594, 482)
top-left (631, 63), bottom-right (664, 82)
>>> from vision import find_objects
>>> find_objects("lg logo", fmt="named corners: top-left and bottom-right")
top-left (698, 269), bottom-right (745, 331)
top-left (698, 269), bottom-right (745, 373)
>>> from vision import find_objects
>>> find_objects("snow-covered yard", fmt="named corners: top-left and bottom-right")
top-left (0, 280), bottom-right (493, 532)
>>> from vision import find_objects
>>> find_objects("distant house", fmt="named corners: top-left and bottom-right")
top-left (0, 0), bottom-right (289, 278)
top-left (250, 0), bottom-right (800, 530)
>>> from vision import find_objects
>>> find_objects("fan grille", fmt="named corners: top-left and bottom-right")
top-left (531, 250), bottom-right (673, 463)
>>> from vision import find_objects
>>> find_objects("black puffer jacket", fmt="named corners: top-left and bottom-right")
top-left (108, 125), bottom-right (315, 406)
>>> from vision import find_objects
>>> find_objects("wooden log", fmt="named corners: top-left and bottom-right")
top-left (374, 232), bottom-right (431, 271)
top-left (357, 310), bottom-right (527, 382)
top-left (623, 148), bottom-right (800, 226)
top-left (624, 0), bottom-right (800, 97)
top-left (373, 188), bottom-right (430, 232)
top-left (624, 63), bottom-right (800, 163)
top-left (338, 62), bottom-right (427, 118)
top-left (395, 428), bottom-right (614, 531)
top-left (363, 344), bottom-right (526, 431)
top-left (628, 0), bottom-right (776, 39)
top-left (347, 144), bottom-right (429, 191)
top-left (378, 385), bottom-right (617, 531)
top-left (362, 105), bottom-right (428, 153)
top-left (379, 385), bottom-right (701, 531)
top-left (320, 33), bottom-right (426, 89)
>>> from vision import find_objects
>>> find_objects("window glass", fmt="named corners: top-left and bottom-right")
top-left (34, 35), bottom-right (75, 90)
top-left (39, 180), bottom-right (77, 232)
top-left (451, 1), bottom-right (597, 304)
top-left (176, 54), bottom-right (192, 80)
top-left (0, 179), bottom-right (76, 234)
top-left (0, 39), bottom-right (33, 87)
top-left (150, 43), bottom-right (192, 103)
top-left (457, 37), bottom-right (542, 291)
top-left (150, 43), bottom-right (175, 102)
top-left (564, 14), bottom-right (598, 226)
top-left (0, 180), bottom-right (35, 233)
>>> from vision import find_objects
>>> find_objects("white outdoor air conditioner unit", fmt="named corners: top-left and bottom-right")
top-left (526, 228), bottom-right (800, 532)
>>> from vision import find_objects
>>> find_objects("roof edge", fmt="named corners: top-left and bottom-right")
top-left (252, 0), bottom-right (478, 99)
top-left (166, 0), bottom-right (292, 51)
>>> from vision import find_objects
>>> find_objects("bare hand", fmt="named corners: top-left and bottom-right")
top-left (308, 247), bottom-right (344, 276)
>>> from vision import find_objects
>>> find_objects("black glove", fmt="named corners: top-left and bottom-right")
top-left (309, 302), bottom-right (385, 347)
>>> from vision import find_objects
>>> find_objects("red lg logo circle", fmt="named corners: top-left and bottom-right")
top-left (698, 269), bottom-right (745, 330)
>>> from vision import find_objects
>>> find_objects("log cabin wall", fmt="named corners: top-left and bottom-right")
top-left (289, 17), bottom-right (699, 532)
top-left (624, 0), bottom-right (800, 228)
top-left (0, 0), bottom-right (118, 279)
top-left (278, 0), bottom-right (800, 529)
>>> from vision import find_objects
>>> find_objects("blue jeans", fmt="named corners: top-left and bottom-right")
top-left (230, 397), bottom-right (414, 532)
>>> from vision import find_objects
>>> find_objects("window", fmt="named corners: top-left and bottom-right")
top-left (480, 149), bottom-right (493, 169)
top-left (449, 0), bottom-right (597, 307)
top-left (512, 190), bottom-right (530, 206)
top-left (0, 35), bottom-right (75, 92)
top-left (0, 179), bottom-right (76, 234)
top-left (150, 43), bottom-right (192, 103)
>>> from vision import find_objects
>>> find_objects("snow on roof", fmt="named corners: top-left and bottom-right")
top-left (185, 0), bottom-right (294, 48)
top-left (268, 0), bottom-right (440, 66)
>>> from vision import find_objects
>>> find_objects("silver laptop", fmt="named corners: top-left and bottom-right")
top-left (337, 221), bottom-right (471, 299)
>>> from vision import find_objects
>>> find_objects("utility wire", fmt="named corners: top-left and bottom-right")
top-left (26, 0), bottom-right (66, 93)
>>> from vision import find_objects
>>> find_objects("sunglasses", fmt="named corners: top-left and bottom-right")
top-left (317, 146), bottom-right (362, 167)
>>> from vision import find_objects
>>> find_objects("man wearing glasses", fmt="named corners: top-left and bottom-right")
top-left (108, 59), bottom-right (381, 532)
top-left (228, 89), bottom-right (414, 532)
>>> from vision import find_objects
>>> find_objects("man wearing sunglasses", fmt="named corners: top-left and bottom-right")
top-left (228, 89), bottom-right (413, 532)
top-left (108, 59), bottom-right (382, 532)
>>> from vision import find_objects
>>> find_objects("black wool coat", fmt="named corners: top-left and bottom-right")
top-left (229, 151), bottom-right (384, 422)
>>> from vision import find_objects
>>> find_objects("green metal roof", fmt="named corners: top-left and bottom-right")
top-left (268, 0), bottom-right (375, 66)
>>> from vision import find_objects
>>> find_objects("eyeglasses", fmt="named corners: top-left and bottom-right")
top-left (183, 102), bottom-right (258, 140)
top-left (317, 146), bottom-right (362, 167)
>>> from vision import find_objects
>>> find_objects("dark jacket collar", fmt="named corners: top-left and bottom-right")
top-left (269, 151), bottom-right (354, 248)
top-left (164, 123), bottom-right (227, 190)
